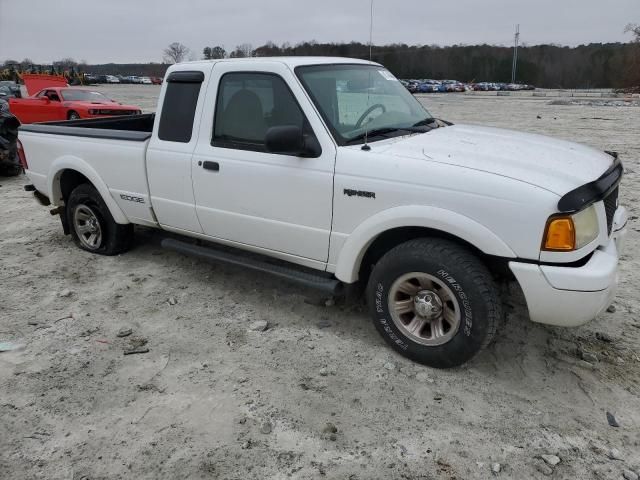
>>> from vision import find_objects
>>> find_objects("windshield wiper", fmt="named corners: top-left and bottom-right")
top-left (345, 126), bottom-right (429, 145)
top-left (345, 127), bottom-right (403, 145)
top-left (412, 117), bottom-right (439, 127)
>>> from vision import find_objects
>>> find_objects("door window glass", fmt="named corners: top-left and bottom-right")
top-left (212, 72), bottom-right (311, 153)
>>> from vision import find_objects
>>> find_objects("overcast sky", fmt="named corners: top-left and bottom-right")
top-left (0, 0), bottom-right (636, 64)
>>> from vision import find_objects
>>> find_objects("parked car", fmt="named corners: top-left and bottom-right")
top-left (105, 75), bottom-right (120, 84)
top-left (9, 87), bottom-right (141, 123)
top-left (150, 76), bottom-right (163, 85)
top-left (139, 76), bottom-right (153, 84)
top-left (404, 80), bottom-right (420, 93)
top-left (0, 81), bottom-right (22, 98)
top-left (83, 74), bottom-right (100, 84)
top-left (18, 57), bottom-right (627, 368)
top-left (417, 80), bottom-right (439, 93)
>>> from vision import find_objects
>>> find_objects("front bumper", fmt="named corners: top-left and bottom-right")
top-left (510, 206), bottom-right (628, 327)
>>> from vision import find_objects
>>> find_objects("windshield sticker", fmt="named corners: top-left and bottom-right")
top-left (379, 70), bottom-right (398, 81)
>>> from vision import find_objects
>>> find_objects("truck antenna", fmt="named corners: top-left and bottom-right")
top-left (362, 0), bottom-right (374, 151)
top-left (368, 0), bottom-right (374, 61)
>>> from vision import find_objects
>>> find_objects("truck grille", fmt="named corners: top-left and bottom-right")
top-left (603, 187), bottom-right (618, 235)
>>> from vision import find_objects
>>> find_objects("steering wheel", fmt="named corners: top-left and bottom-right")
top-left (355, 103), bottom-right (387, 129)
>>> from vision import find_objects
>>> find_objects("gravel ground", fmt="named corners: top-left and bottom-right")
top-left (1, 87), bottom-right (639, 479)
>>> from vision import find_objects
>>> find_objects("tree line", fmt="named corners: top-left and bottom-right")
top-left (3, 28), bottom-right (639, 89)
top-left (159, 33), bottom-right (640, 89)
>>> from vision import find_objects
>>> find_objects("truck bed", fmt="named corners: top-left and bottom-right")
top-left (19, 113), bottom-right (156, 226)
top-left (19, 113), bottom-right (155, 141)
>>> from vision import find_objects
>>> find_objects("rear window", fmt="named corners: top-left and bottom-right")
top-left (158, 71), bottom-right (204, 143)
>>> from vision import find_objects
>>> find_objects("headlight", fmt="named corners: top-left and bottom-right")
top-left (542, 204), bottom-right (599, 251)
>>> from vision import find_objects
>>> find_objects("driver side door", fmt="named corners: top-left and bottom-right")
top-left (191, 62), bottom-right (337, 266)
top-left (37, 90), bottom-right (66, 122)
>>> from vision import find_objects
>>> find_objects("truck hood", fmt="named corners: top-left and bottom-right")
top-left (372, 124), bottom-right (614, 195)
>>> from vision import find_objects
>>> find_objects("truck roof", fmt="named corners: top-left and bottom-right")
top-left (175, 56), bottom-right (380, 70)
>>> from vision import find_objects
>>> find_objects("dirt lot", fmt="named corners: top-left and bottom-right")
top-left (1, 87), bottom-right (639, 479)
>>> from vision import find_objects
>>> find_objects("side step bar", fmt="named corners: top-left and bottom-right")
top-left (161, 238), bottom-right (343, 295)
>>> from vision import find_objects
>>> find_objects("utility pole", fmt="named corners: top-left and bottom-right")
top-left (511, 24), bottom-right (520, 84)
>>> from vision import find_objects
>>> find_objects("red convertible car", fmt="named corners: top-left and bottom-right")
top-left (9, 87), bottom-right (142, 124)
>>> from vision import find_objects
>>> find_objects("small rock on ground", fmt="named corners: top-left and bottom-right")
top-left (491, 463), bottom-right (501, 474)
top-left (606, 304), bottom-right (616, 313)
top-left (606, 411), bottom-right (620, 427)
top-left (167, 297), bottom-right (178, 306)
top-left (116, 328), bottom-right (133, 338)
top-left (596, 332), bottom-right (614, 343)
top-left (248, 320), bottom-right (269, 332)
top-left (322, 422), bottom-right (338, 434)
top-left (383, 362), bottom-right (396, 371)
top-left (607, 448), bottom-right (623, 460)
top-left (534, 460), bottom-right (553, 476)
top-left (623, 469), bottom-right (639, 480)
top-left (581, 351), bottom-right (599, 363)
top-left (59, 289), bottom-right (73, 298)
top-left (541, 454), bottom-right (561, 466)
top-left (260, 421), bottom-right (272, 434)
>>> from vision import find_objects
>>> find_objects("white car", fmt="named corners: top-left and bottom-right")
top-left (18, 57), bottom-right (627, 368)
top-left (105, 75), bottom-right (120, 84)
top-left (140, 77), bottom-right (152, 84)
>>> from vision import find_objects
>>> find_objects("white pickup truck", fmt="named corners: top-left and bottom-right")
top-left (19, 57), bottom-right (628, 368)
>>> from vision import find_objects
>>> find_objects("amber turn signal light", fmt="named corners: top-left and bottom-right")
top-left (543, 217), bottom-right (575, 251)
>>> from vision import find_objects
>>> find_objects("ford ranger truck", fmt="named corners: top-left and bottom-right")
top-left (18, 57), bottom-right (628, 368)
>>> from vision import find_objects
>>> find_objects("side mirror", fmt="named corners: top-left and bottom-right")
top-left (265, 125), bottom-right (321, 158)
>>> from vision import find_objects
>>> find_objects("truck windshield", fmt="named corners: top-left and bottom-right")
top-left (60, 89), bottom-right (111, 102)
top-left (296, 64), bottom-right (435, 145)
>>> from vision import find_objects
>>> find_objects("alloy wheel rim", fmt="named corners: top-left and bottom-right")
top-left (73, 204), bottom-right (102, 250)
top-left (388, 272), bottom-right (461, 346)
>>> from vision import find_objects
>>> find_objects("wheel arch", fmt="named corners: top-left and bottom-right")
top-left (333, 206), bottom-right (517, 284)
top-left (48, 157), bottom-right (129, 224)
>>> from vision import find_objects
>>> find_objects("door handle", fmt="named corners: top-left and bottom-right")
top-left (202, 161), bottom-right (220, 171)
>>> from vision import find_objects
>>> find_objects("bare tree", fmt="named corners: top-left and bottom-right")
top-left (625, 23), bottom-right (640, 42)
top-left (163, 42), bottom-right (191, 64)
top-left (203, 46), bottom-right (226, 59)
top-left (53, 57), bottom-right (77, 69)
top-left (229, 43), bottom-right (253, 58)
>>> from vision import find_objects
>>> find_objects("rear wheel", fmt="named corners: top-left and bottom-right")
top-left (366, 238), bottom-right (501, 368)
top-left (68, 111), bottom-right (80, 120)
top-left (66, 183), bottom-right (133, 255)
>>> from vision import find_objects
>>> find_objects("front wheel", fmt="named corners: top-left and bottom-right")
top-left (366, 238), bottom-right (502, 368)
top-left (66, 183), bottom-right (133, 255)
top-left (68, 111), bottom-right (81, 120)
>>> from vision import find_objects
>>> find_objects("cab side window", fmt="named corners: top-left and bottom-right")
top-left (212, 72), bottom-right (313, 153)
top-left (44, 90), bottom-right (60, 101)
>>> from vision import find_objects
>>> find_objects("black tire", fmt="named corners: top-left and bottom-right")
top-left (66, 183), bottom-right (133, 255)
top-left (68, 111), bottom-right (80, 120)
top-left (0, 163), bottom-right (22, 177)
top-left (366, 238), bottom-right (501, 368)
top-left (0, 149), bottom-right (21, 176)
